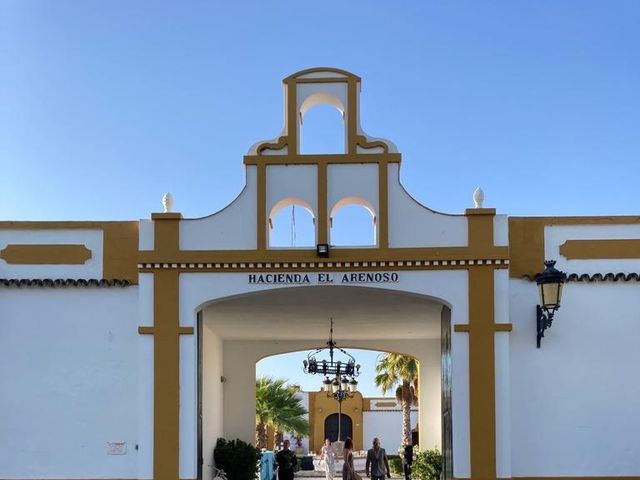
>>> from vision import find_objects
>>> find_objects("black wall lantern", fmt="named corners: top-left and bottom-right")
top-left (534, 260), bottom-right (567, 348)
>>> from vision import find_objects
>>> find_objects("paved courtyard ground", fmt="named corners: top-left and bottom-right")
top-left (294, 457), bottom-right (404, 479)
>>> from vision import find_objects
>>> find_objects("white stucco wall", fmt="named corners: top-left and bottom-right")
top-left (0, 229), bottom-right (104, 279)
top-left (509, 278), bottom-right (640, 477)
top-left (266, 164), bottom-right (318, 225)
top-left (363, 410), bottom-right (419, 453)
top-left (201, 314), bottom-right (223, 480)
top-left (179, 166), bottom-right (258, 250)
top-left (387, 164), bottom-right (467, 248)
top-left (494, 269), bottom-right (511, 478)
top-left (327, 164), bottom-right (379, 217)
top-left (137, 274), bottom-right (154, 479)
top-left (0, 287), bottom-right (139, 479)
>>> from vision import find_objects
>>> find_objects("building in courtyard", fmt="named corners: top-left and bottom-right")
top-left (265, 389), bottom-right (419, 454)
top-left (1, 68), bottom-right (639, 480)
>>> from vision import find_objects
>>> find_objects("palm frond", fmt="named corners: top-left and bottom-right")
top-left (256, 375), bottom-right (310, 438)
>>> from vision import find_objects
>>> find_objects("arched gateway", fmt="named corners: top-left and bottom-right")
top-left (4, 67), bottom-right (639, 480)
top-left (140, 68), bottom-right (506, 480)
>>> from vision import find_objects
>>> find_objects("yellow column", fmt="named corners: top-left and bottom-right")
top-left (139, 213), bottom-right (193, 480)
top-left (459, 208), bottom-right (511, 479)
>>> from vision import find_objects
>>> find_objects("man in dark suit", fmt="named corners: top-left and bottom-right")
top-left (275, 440), bottom-right (297, 480)
top-left (365, 437), bottom-right (391, 480)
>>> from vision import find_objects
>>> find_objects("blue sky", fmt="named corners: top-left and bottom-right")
top-left (2, 1), bottom-right (639, 395)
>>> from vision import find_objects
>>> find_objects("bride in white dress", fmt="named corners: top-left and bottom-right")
top-left (320, 438), bottom-right (337, 480)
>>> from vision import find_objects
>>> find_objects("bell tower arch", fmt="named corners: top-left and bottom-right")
top-left (246, 67), bottom-right (400, 251)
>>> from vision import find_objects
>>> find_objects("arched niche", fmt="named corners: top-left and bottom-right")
top-left (299, 93), bottom-right (347, 154)
top-left (330, 196), bottom-right (377, 247)
top-left (269, 197), bottom-right (316, 247)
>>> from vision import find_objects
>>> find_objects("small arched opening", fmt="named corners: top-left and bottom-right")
top-left (269, 198), bottom-right (316, 248)
top-left (299, 93), bottom-right (347, 154)
top-left (330, 197), bottom-right (377, 247)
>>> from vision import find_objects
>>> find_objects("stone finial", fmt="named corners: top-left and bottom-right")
top-left (473, 187), bottom-right (484, 208)
top-left (162, 192), bottom-right (174, 213)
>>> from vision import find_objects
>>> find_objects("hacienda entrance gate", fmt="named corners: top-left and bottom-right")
top-left (138, 68), bottom-right (511, 480)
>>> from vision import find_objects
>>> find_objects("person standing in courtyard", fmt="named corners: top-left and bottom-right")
top-left (275, 440), bottom-right (297, 480)
top-left (402, 439), bottom-right (413, 480)
top-left (365, 437), bottom-right (391, 480)
top-left (342, 437), bottom-right (359, 480)
top-left (321, 438), bottom-right (337, 480)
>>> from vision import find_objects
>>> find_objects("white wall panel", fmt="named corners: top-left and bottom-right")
top-left (180, 166), bottom-right (258, 250)
top-left (0, 287), bottom-right (139, 478)
top-left (387, 164), bottom-right (467, 248)
top-left (509, 279), bottom-right (640, 476)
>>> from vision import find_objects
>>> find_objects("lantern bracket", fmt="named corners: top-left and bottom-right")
top-left (536, 304), bottom-right (556, 348)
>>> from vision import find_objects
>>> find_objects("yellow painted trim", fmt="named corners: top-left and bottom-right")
top-left (454, 323), bottom-right (512, 333)
top-left (378, 161), bottom-right (389, 248)
top-left (318, 163), bottom-right (328, 244)
top-left (467, 267), bottom-right (496, 479)
top-left (508, 216), bottom-right (640, 279)
top-left (0, 221), bottom-right (139, 283)
top-left (373, 401), bottom-right (396, 407)
top-left (465, 211), bottom-right (498, 479)
top-left (149, 213), bottom-right (184, 480)
top-left (244, 153), bottom-right (401, 166)
top-left (559, 239), bottom-right (640, 259)
top-left (287, 78), bottom-right (298, 155)
top-left (0, 244), bottom-right (91, 264)
top-left (139, 263), bottom-right (509, 275)
top-left (256, 136), bottom-right (288, 154)
top-left (284, 67), bottom-right (361, 82)
top-left (138, 245), bottom-right (509, 265)
top-left (153, 270), bottom-right (180, 480)
top-left (465, 208), bottom-right (497, 216)
top-left (151, 213), bottom-right (182, 220)
top-left (257, 163), bottom-right (267, 251)
top-left (295, 77), bottom-right (349, 84)
top-left (347, 78), bottom-right (358, 154)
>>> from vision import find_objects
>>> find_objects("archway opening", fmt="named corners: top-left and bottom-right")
top-left (269, 198), bottom-right (316, 248)
top-left (330, 198), bottom-right (377, 246)
top-left (325, 413), bottom-right (353, 443)
top-left (300, 103), bottom-right (346, 154)
top-left (254, 347), bottom-right (421, 455)
top-left (197, 285), bottom-right (451, 479)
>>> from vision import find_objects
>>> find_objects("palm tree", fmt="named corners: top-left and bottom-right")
top-left (374, 353), bottom-right (419, 446)
top-left (255, 376), bottom-right (310, 449)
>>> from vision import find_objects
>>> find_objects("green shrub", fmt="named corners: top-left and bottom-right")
top-left (412, 449), bottom-right (442, 480)
top-left (213, 438), bottom-right (260, 480)
top-left (387, 455), bottom-right (403, 475)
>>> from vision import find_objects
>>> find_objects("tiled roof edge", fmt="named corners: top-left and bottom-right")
top-left (0, 278), bottom-right (132, 288)
top-left (522, 272), bottom-right (640, 282)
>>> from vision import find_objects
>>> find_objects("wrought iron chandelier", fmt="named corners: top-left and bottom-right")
top-left (302, 319), bottom-right (361, 441)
